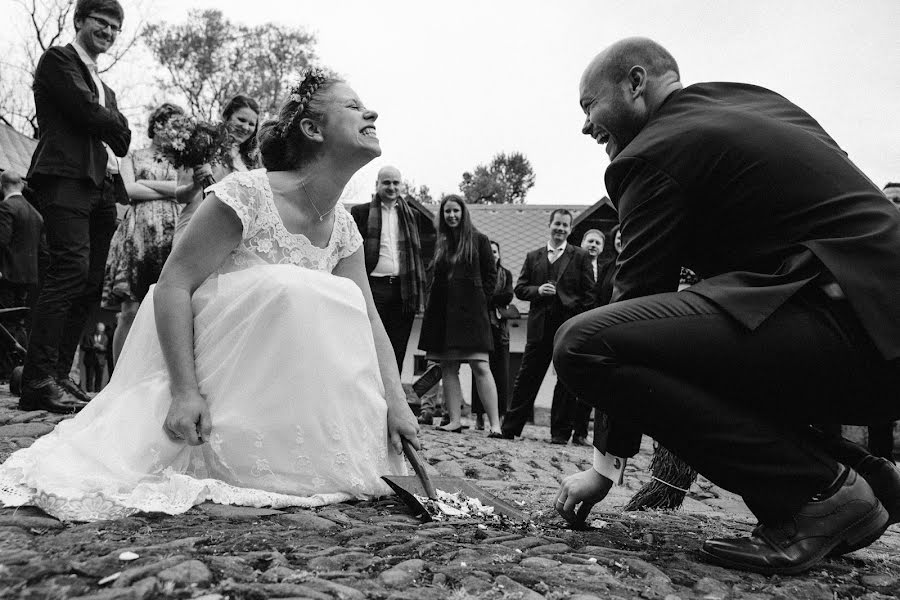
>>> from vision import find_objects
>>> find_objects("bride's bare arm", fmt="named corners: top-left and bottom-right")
top-left (154, 195), bottom-right (243, 444)
top-left (334, 248), bottom-right (420, 453)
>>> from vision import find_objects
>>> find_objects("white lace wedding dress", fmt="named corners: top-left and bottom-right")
top-left (0, 169), bottom-right (406, 521)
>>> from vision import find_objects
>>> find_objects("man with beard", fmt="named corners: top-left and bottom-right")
top-left (20, 0), bottom-right (131, 413)
top-left (552, 37), bottom-right (900, 575)
top-left (500, 209), bottom-right (593, 444)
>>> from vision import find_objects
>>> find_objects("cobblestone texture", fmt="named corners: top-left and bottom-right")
top-left (0, 385), bottom-right (897, 599)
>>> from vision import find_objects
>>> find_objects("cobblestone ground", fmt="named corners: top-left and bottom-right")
top-left (1, 385), bottom-right (898, 599)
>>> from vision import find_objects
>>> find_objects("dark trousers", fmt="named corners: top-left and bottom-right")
top-left (503, 320), bottom-right (578, 440)
top-left (23, 176), bottom-right (117, 381)
top-left (369, 276), bottom-right (415, 372)
top-left (553, 287), bottom-right (899, 521)
top-left (572, 398), bottom-right (593, 440)
top-left (818, 422), bottom-right (896, 462)
top-left (83, 352), bottom-right (104, 392)
top-left (472, 324), bottom-right (510, 417)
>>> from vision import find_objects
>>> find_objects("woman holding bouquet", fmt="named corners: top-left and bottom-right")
top-left (418, 195), bottom-right (503, 437)
top-left (101, 103), bottom-right (184, 365)
top-left (173, 94), bottom-right (261, 244)
top-left (0, 69), bottom-right (420, 521)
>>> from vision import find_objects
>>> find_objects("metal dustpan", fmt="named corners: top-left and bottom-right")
top-left (382, 438), bottom-right (527, 522)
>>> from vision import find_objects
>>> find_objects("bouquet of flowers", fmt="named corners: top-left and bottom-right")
top-left (154, 115), bottom-right (232, 190)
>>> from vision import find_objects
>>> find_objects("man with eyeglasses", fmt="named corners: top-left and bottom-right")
top-left (21, 0), bottom-right (130, 413)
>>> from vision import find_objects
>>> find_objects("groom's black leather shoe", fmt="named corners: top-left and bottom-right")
top-left (857, 456), bottom-right (900, 526)
top-left (827, 456), bottom-right (900, 557)
top-left (57, 376), bottom-right (92, 403)
top-left (700, 467), bottom-right (889, 575)
top-left (19, 377), bottom-right (86, 414)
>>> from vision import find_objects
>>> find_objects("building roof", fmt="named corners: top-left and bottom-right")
top-left (0, 124), bottom-right (37, 177)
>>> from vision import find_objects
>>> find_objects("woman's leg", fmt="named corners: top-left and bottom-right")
top-left (470, 359), bottom-right (501, 432)
top-left (439, 360), bottom-right (463, 430)
top-left (113, 301), bottom-right (139, 366)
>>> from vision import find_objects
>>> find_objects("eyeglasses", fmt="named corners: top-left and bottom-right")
top-left (86, 15), bottom-right (121, 34)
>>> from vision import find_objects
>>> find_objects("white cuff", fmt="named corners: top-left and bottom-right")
top-left (592, 448), bottom-right (626, 485)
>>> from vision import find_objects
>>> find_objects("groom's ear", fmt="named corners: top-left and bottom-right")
top-left (299, 117), bottom-right (324, 144)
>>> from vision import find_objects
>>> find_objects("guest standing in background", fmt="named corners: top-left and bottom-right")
top-left (501, 209), bottom-right (594, 444)
top-left (472, 240), bottom-right (514, 430)
top-left (419, 195), bottom-right (503, 437)
top-left (174, 94), bottom-right (260, 245)
top-left (351, 166), bottom-right (431, 371)
top-left (20, 0), bottom-right (131, 413)
top-left (102, 103), bottom-right (183, 364)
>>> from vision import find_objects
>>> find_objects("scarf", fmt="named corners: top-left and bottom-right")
top-left (364, 194), bottom-right (426, 313)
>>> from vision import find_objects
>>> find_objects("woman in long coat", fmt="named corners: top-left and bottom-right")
top-left (419, 195), bottom-right (502, 436)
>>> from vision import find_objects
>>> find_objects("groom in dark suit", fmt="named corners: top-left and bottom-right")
top-left (20, 0), bottom-right (131, 413)
top-left (501, 209), bottom-right (593, 443)
top-left (553, 37), bottom-right (900, 575)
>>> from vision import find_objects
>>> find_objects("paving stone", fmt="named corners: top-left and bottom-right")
top-left (520, 556), bottom-right (560, 568)
top-left (526, 542), bottom-right (571, 555)
top-left (155, 559), bottom-right (212, 586)
top-left (501, 536), bottom-right (544, 549)
top-left (694, 576), bottom-right (729, 599)
top-left (0, 422), bottom-right (54, 437)
top-left (434, 460), bottom-right (466, 477)
top-left (494, 574), bottom-right (546, 599)
top-left (195, 503), bottom-right (283, 519)
top-left (6, 410), bottom-right (47, 424)
top-left (379, 558), bottom-right (424, 586)
top-left (276, 511), bottom-right (339, 530)
top-left (0, 513), bottom-right (65, 529)
top-left (859, 574), bottom-right (897, 587)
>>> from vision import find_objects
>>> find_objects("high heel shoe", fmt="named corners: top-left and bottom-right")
top-left (487, 431), bottom-right (505, 439)
top-left (437, 424), bottom-right (466, 433)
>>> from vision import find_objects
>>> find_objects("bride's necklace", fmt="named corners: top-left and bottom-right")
top-left (300, 180), bottom-right (336, 222)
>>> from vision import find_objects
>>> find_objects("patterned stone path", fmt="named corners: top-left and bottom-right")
top-left (1, 385), bottom-right (898, 599)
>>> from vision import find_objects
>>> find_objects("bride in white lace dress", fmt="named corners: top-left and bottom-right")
top-left (0, 69), bottom-right (420, 521)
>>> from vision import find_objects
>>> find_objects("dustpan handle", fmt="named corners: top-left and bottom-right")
top-left (401, 437), bottom-right (437, 500)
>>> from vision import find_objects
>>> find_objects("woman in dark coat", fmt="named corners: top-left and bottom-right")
top-left (472, 240), bottom-right (514, 429)
top-left (419, 195), bottom-right (502, 436)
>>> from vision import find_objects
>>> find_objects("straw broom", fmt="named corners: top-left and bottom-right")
top-left (625, 443), bottom-right (697, 511)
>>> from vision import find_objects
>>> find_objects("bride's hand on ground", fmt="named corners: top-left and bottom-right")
top-left (386, 403), bottom-right (421, 454)
top-left (163, 389), bottom-right (212, 446)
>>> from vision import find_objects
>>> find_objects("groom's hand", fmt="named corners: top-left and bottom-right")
top-left (555, 468), bottom-right (613, 527)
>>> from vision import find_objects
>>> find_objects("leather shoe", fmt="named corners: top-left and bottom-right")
top-left (700, 467), bottom-right (889, 575)
top-left (828, 456), bottom-right (900, 557)
top-left (571, 435), bottom-right (589, 446)
top-left (499, 430), bottom-right (516, 440)
top-left (856, 456), bottom-right (900, 526)
top-left (550, 437), bottom-right (568, 445)
top-left (417, 410), bottom-right (434, 426)
top-left (19, 377), bottom-right (86, 414)
top-left (57, 376), bottom-right (91, 402)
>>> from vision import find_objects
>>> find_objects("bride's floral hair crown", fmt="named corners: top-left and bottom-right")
top-left (279, 66), bottom-right (339, 141)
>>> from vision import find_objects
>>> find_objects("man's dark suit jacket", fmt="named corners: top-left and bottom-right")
top-left (595, 82), bottom-right (900, 457)
top-left (514, 244), bottom-right (594, 343)
top-left (27, 44), bottom-right (131, 187)
top-left (349, 196), bottom-right (436, 273)
top-left (0, 194), bottom-right (45, 285)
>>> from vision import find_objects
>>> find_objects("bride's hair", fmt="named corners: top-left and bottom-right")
top-left (258, 67), bottom-right (343, 171)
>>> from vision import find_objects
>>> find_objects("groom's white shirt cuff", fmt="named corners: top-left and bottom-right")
top-left (592, 449), bottom-right (626, 485)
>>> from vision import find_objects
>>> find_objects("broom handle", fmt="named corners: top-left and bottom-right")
top-left (401, 437), bottom-right (437, 500)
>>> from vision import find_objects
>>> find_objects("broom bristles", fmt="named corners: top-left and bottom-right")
top-left (625, 444), bottom-right (698, 511)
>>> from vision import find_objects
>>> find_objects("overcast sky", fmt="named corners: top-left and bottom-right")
top-left (6, 1), bottom-right (899, 205)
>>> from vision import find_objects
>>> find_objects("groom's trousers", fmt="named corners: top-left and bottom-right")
top-left (553, 284), bottom-right (899, 521)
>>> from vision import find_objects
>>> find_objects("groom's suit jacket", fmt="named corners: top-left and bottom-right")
top-left (594, 82), bottom-right (900, 458)
top-left (27, 43), bottom-right (131, 188)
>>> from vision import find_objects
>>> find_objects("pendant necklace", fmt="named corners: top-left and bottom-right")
top-left (301, 180), bottom-right (336, 222)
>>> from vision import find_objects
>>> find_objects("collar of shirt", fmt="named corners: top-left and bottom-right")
top-left (547, 241), bottom-right (567, 254)
top-left (72, 40), bottom-right (99, 73)
top-left (2, 193), bottom-right (24, 202)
